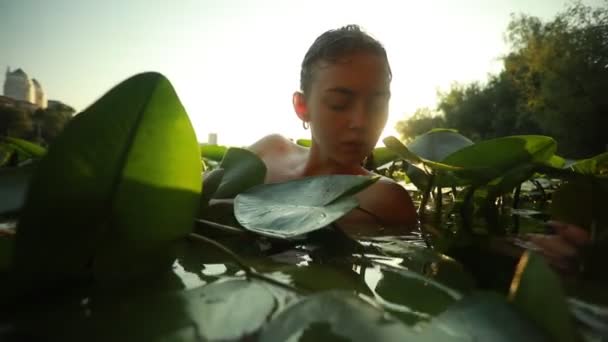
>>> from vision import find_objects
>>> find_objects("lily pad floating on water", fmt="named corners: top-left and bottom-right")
top-left (258, 291), bottom-right (415, 342)
top-left (234, 175), bottom-right (378, 239)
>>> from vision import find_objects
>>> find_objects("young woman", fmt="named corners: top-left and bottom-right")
top-left (247, 24), bottom-right (590, 268)
top-left (248, 25), bottom-right (418, 233)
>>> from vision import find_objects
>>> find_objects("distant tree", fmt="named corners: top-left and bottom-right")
top-left (504, 1), bottom-right (608, 157)
top-left (34, 104), bottom-right (75, 143)
top-left (395, 107), bottom-right (445, 142)
top-left (438, 74), bottom-right (542, 141)
top-left (0, 106), bottom-right (33, 138)
top-left (395, 1), bottom-right (607, 157)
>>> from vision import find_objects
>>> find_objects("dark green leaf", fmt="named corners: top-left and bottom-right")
top-left (17, 279), bottom-right (290, 341)
top-left (15, 72), bottom-right (202, 285)
top-left (414, 292), bottom-right (549, 341)
top-left (0, 165), bottom-right (35, 215)
top-left (234, 175), bottom-right (378, 238)
top-left (442, 135), bottom-right (557, 182)
top-left (259, 291), bottom-right (415, 342)
top-left (212, 147), bottom-right (267, 199)
top-left (367, 264), bottom-right (462, 325)
top-left (508, 251), bottom-right (580, 342)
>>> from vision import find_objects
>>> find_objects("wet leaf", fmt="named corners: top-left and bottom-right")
top-left (259, 291), bottom-right (415, 342)
top-left (414, 292), bottom-right (549, 341)
top-left (212, 147), bottom-right (266, 199)
top-left (508, 251), bottom-right (579, 342)
top-left (235, 175), bottom-right (378, 239)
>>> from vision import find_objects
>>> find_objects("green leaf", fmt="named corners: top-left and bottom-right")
top-left (364, 237), bottom-right (476, 294)
top-left (2, 137), bottom-right (46, 159)
top-left (234, 175), bottom-right (378, 239)
top-left (18, 279), bottom-right (290, 341)
top-left (0, 232), bottom-right (15, 272)
top-left (0, 165), bottom-right (35, 215)
top-left (407, 129), bottom-right (474, 161)
top-left (550, 179), bottom-right (608, 232)
top-left (296, 139), bottom-right (312, 147)
top-left (369, 264), bottom-right (462, 325)
top-left (200, 143), bottom-right (227, 162)
top-left (370, 147), bottom-right (399, 169)
top-left (212, 147), bottom-right (267, 199)
top-left (383, 136), bottom-right (463, 174)
top-left (200, 168), bottom-right (224, 205)
top-left (414, 292), bottom-right (549, 341)
top-left (546, 154), bottom-right (566, 168)
top-left (508, 251), bottom-right (580, 342)
top-left (15, 72), bottom-right (202, 285)
top-left (568, 152), bottom-right (608, 176)
top-left (259, 291), bottom-right (415, 342)
top-left (442, 135), bottom-right (557, 182)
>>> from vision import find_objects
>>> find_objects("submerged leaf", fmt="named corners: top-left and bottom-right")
top-left (235, 175), bottom-right (378, 238)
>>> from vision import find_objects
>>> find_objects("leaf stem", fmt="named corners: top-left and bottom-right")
top-left (187, 233), bottom-right (308, 295)
top-left (195, 218), bottom-right (247, 234)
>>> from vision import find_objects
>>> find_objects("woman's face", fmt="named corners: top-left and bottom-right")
top-left (304, 52), bottom-right (391, 166)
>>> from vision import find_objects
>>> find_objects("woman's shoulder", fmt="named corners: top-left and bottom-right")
top-left (248, 134), bottom-right (304, 158)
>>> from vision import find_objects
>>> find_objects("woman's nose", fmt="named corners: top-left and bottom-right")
top-left (348, 103), bottom-right (367, 129)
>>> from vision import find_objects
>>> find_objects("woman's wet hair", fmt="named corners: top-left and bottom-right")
top-left (299, 24), bottom-right (392, 95)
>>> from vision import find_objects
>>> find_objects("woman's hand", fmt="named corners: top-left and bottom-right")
top-left (524, 220), bottom-right (591, 272)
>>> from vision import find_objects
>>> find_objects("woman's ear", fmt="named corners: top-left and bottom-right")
top-left (292, 91), bottom-right (309, 122)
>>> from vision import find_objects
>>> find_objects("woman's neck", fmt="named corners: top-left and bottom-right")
top-left (302, 144), bottom-right (367, 177)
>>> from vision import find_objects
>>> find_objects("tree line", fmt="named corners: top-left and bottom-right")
top-left (396, 1), bottom-right (608, 158)
top-left (0, 103), bottom-right (75, 146)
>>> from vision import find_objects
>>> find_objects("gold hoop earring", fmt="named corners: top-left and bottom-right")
top-left (302, 121), bottom-right (310, 130)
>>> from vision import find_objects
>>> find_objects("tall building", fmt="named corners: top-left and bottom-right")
top-left (3, 67), bottom-right (48, 109)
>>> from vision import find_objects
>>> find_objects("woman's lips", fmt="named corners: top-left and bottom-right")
top-left (341, 141), bottom-right (366, 151)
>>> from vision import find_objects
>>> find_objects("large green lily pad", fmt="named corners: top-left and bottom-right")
top-left (235, 175), bottom-right (378, 239)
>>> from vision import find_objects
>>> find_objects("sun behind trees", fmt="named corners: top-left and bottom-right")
top-left (396, 1), bottom-right (608, 159)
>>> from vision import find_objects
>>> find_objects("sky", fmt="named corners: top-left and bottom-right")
top-left (1, 0), bottom-right (604, 147)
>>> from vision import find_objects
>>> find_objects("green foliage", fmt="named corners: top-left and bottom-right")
top-left (258, 291), bottom-right (414, 341)
top-left (509, 252), bottom-right (580, 342)
top-left (395, 2), bottom-right (608, 158)
top-left (234, 175), bottom-right (378, 238)
top-left (395, 107), bottom-right (446, 142)
top-left (0, 106), bottom-right (33, 138)
top-left (200, 143), bottom-right (227, 162)
top-left (33, 104), bottom-right (76, 144)
top-left (212, 147), bottom-right (267, 199)
top-left (2, 68), bottom-right (606, 340)
top-left (14, 72), bottom-right (202, 288)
